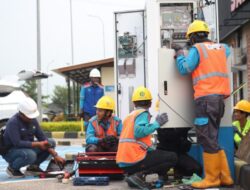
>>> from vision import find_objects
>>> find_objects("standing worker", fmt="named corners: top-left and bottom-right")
top-left (86, 96), bottom-right (122, 152)
top-left (79, 68), bottom-right (104, 130)
top-left (233, 100), bottom-right (250, 148)
top-left (116, 86), bottom-right (177, 190)
top-left (173, 20), bottom-right (233, 188)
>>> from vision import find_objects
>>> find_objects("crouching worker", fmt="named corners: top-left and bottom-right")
top-left (3, 97), bottom-right (65, 178)
top-left (86, 96), bottom-right (122, 152)
top-left (116, 86), bottom-right (177, 190)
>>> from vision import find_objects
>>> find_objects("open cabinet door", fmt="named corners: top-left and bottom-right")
top-left (114, 10), bottom-right (146, 120)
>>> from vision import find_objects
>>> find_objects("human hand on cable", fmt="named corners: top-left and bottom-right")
top-left (155, 113), bottom-right (169, 127)
top-left (54, 155), bottom-right (66, 167)
top-left (172, 43), bottom-right (184, 58)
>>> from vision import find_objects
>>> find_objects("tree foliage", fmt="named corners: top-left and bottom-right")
top-left (51, 85), bottom-right (68, 110)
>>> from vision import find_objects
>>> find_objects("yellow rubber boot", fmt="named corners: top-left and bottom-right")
top-left (219, 150), bottom-right (234, 186)
top-left (191, 152), bottom-right (221, 189)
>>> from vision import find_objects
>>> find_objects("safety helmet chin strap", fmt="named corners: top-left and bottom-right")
top-left (189, 32), bottom-right (210, 45)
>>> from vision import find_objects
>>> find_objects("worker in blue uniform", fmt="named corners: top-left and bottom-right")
top-left (79, 68), bottom-right (104, 131)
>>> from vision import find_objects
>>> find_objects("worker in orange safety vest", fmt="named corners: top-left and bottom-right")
top-left (86, 96), bottom-right (122, 152)
top-left (116, 86), bottom-right (177, 190)
top-left (173, 20), bottom-right (233, 188)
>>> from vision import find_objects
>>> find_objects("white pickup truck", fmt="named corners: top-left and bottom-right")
top-left (0, 90), bottom-right (27, 128)
top-left (0, 70), bottom-right (50, 128)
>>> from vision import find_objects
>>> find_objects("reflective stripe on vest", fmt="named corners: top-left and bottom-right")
top-left (192, 42), bottom-right (230, 99)
top-left (119, 138), bottom-right (149, 150)
top-left (193, 72), bottom-right (229, 85)
top-left (116, 109), bottom-right (152, 164)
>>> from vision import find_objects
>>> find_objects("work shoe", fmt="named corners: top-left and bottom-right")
top-left (126, 173), bottom-right (152, 190)
top-left (219, 150), bottom-right (234, 186)
top-left (191, 152), bottom-right (221, 189)
top-left (25, 165), bottom-right (44, 176)
top-left (6, 166), bottom-right (24, 178)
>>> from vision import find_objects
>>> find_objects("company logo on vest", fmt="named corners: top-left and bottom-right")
top-left (231, 0), bottom-right (246, 12)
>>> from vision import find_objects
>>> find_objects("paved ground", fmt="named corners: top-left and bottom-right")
top-left (0, 140), bottom-right (239, 190)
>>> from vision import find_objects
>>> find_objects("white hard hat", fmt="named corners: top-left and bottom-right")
top-left (89, 68), bottom-right (101, 78)
top-left (18, 97), bottom-right (40, 119)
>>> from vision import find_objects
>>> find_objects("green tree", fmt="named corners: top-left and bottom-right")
top-left (51, 85), bottom-right (68, 110)
top-left (21, 80), bottom-right (37, 101)
top-left (21, 80), bottom-right (48, 105)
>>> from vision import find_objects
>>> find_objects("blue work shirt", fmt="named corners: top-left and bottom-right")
top-left (86, 116), bottom-right (123, 145)
top-left (79, 82), bottom-right (104, 117)
top-left (118, 110), bottom-right (160, 168)
top-left (176, 43), bottom-right (231, 75)
top-left (3, 113), bottom-right (47, 148)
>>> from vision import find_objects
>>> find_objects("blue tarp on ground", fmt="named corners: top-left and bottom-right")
top-left (0, 146), bottom-right (84, 182)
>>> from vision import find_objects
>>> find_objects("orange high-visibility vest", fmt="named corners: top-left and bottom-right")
top-left (116, 109), bottom-right (152, 164)
top-left (192, 42), bottom-right (230, 99)
top-left (91, 117), bottom-right (119, 138)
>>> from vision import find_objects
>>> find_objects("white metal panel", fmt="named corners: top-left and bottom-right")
top-left (114, 11), bottom-right (146, 120)
top-left (158, 48), bottom-right (194, 128)
top-left (145, 0), bottom-right (161, 117)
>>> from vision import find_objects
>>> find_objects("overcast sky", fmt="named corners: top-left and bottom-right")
top-left (0, 0), bottom-right (145, 95)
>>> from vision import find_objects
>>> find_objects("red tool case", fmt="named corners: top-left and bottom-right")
top-left (76, 152), bottom-right (124, 179)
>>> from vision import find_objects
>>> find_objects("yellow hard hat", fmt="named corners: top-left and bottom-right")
top-left (95, 96), bottom-right (115, 111)
top-left (234, 100), bottom-right (250, 113)
top-left (186, 20), bottom-right (210, 39)
top-left (132, 86), bottom-right (152, 102)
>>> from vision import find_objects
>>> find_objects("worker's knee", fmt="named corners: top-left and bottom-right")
top-left (22, 149), bottom-right (37, 165)
top-left (162, 151), bottom-right (178, 165)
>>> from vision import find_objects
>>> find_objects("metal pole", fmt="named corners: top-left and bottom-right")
top-left (67, 78), bottom-right (71, 115)
top-left (215, 0), bottom-right (219, 42)
top-left (46, 60), bottom-right (54, 99)
top-left (37, 0), bottom-right (42, 122)
top-left (88, 15), bottom-right (105, 58)
top-left (69, 0), bottom-right (74, 64)
top-left (69, 0), bottom-right (75, 115)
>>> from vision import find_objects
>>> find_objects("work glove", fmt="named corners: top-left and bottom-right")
top-left (99, 138), bottom-right (110, 149)
top-left (103, 135), bottom-right (118, 147)
top-left (155, 113), bottom-right (169, 127)
top-left (172, 43), bottom-right (184, 58)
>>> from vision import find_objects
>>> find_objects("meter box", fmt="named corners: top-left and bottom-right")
top-left (160, 3), bottom-right (193, 48)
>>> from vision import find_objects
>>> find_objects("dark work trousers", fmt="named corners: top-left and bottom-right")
top-left (175, 153), bottom-right (203, 177)
top-left (194, 95), bottom-right (225, 153)
top-left (122, 149), bottom-right (177, 177)
top-left (157, 127), bottom-right (203, 177)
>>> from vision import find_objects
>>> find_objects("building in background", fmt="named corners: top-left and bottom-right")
top-left (219, 0), bottom-right (250, 102)
top-left (53, 58), bottom-right (114, 116)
